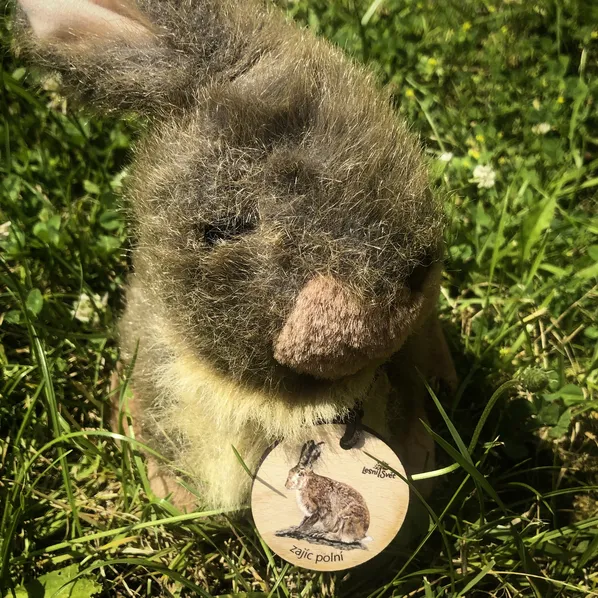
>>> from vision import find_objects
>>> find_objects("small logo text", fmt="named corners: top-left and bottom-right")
top-left (362, 462), bottom-right (397, 479)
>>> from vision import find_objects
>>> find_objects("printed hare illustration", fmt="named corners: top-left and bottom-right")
top-left (277, 441), bottom-right (371, 550)
top-left (15, 0), bottom-right (457, 510)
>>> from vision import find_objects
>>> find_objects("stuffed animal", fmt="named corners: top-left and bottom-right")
top-left (15, 0), bottom-right (457, 511)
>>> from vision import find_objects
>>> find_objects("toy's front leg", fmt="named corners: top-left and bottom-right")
top-left (392, 310), bottom-right (457, 401)
top-left (109, 371), bottom-right (198, 511)
top-left (385, 312), bottom-right (457, 497)
top-left (411, 311), bottom-right (458, 393)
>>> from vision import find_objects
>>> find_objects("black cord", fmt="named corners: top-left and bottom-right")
top-left (338, 403), bottom-right (364, 450)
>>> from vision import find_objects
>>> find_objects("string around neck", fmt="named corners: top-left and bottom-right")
top-left (338, 403), bottom-right (364, 450)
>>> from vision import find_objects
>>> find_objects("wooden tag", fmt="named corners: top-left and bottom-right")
top-left (251, 424), bottom-right (409, 571)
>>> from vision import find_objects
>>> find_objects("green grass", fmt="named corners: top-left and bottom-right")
top-left (1, 0), bottom-right (597, 596)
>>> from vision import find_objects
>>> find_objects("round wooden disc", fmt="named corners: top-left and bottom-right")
top-left (251, 424), bottom-right (409, 571)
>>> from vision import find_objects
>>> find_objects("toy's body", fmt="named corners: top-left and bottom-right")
top-left (16, 0), bottom-right (456, 510)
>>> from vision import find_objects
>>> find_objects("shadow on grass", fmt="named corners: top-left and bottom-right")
top-left (305, 321), bottom-right (586, 598)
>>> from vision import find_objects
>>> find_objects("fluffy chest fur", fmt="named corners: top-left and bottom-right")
top-left (120, 282), bottom-right (392, 508)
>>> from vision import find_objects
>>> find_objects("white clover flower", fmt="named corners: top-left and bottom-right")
top-left (41, 74), bottom-right (61, 92)
top-left (41, 74), bottom-right (68, 114)
top-left (72, 292), bottom-right (108, 325)
top-left (439, 152), bottom-right (454, 162)
top-left (0, 221), bottom-right (11, 240)
top-left (532, 122), bottom-right (551, 135)
top-left (472, 164), bottom-right (496, 189)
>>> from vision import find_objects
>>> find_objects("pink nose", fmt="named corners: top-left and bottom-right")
top-left (273, 276), bottom-right (405, 379)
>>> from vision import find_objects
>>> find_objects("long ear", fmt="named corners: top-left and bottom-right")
top-left (308, 441), bottom-right (324, 465)
top-left (18, 0), bottom-right (155, 43)
top-left (298, 440), bottom-right (324, 468)
top-left (300, 440), bottom-right (321, 468)
top-left (14, 0), bottom-right (195, 114)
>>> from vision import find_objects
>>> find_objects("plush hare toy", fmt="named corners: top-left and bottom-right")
top-left (15, 0), bottom-right (457, 511)
top-left (281, 440), bottom-right (371, 549)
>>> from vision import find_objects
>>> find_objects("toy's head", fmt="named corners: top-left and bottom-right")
top-left (16, 0), bottom-right (445, 392)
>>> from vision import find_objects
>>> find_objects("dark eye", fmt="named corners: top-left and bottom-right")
top-left (406, 263), bottom-right (430, 292)
top-left (203, 214), bottom-right (258, 247)
top-left (406, 253), bottom-right (437, 292)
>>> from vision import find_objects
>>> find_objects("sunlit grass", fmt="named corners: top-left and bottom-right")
top-left (1, 0), bottom-right (597, 596)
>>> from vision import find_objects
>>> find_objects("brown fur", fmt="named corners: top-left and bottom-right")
top-left (16, 0), bottom-right (455, 509)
